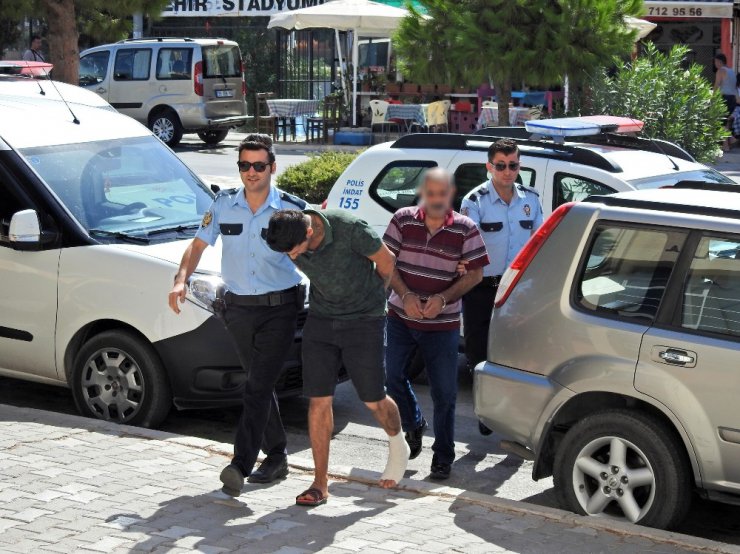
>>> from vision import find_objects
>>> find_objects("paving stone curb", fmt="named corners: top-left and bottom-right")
top-left (3, 404), bottom-right (738, 554)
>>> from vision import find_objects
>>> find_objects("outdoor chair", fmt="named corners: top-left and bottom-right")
top-left (482, 100), bottom-right (497, 108)
top-left (255, 92), bottom-right (277, 139)
top-left (528, 104), bottom-right (544, 121)
top-left (426, 100), bottom-right (449, 133)
top-left (369, 99), bottom-right (399, 142)
top-left (307, 96), bottom-right (341, 144)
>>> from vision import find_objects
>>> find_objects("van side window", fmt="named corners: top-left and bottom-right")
top-left (114, 49), bottom-right (152, 81)
top-left (79, 51), bottom-right (110, 86)
top-left (554, 173), bottom-right (615, 211)
top-left (0, 179), bottom-right (28, 246)
top-left (369, 161), bottom-right (436, 212)
top-left (682, 236), bottom-right (740, 338)
top-left (453, 163), bottom-right (536, 210)
top-left (576, 225), bottom-right (686, 322)
top-left (157, 48), bottom-right (192, 80)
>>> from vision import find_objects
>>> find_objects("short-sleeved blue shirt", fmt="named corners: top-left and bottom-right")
top-left (195, 186), bottom-right (305, 295)
top-left (460, 180), bottom-right (544, 277)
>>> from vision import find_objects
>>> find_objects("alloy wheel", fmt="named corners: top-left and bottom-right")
top-left (152, 117), bottom-right (175, 143)
top-left (80, 347), bottom-right (145, 423)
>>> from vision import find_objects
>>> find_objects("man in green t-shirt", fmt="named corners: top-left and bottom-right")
top-left (264, 208), bottom-right (410, 506)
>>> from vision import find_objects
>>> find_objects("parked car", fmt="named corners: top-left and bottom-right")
top-left (0, 89), bottom-right (305, 429)
top-left (79, 37), bottom-right (248, 147)
top-left (325, 118), bottom-right (735, 237)
top-left (474, 184), bottom-right (740, 529)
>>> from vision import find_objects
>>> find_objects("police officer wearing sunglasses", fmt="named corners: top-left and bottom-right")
top-left (460, 139), bottom-right (543, 376)
top-left (168, 134), bottom-right (306, 497)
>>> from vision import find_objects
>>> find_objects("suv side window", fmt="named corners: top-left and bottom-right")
top-left (79, 51), bottom-right (110, 86)
top-left (0, 168), bottom-right (34, 248)
top-left (554, 173), bottom-right (616, 211)
top-left (453, 163), bottom-right (536, 210)
top-left (156, 48), bottom-right (192, 80)
top-left (114, 48), bottom-right (152, 81)
top-left (370, 161), bottom-right (437, 212)
top-left (576, 225), bottom-right (686, 321)
top-left (682, 235), bottom-right (740, 338)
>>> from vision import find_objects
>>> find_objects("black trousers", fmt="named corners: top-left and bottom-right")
top-left (222, 302), bottom-right (298, 476)
top-left (461, 281), bottom-right (497, 368)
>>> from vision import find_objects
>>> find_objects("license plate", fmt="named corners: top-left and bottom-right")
top-left (215, 89), bottom-right (234, 98)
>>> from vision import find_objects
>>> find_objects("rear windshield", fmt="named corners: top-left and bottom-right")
top-left (630, 169), bottom-right (736, 190)
top-left (202, 45), bottom-right (241, 78)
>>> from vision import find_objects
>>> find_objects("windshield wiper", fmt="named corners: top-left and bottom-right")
top-left (145, 224), bottom-right (200, 237)
top-left (89, 229), bottom-right (149, 244)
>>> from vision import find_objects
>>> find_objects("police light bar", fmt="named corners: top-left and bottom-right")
top-left (0, 61), bottom-right (53, 77)
top-left (525, 116), bottom-right (644, 138)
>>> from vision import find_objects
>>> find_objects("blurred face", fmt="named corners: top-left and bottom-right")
top-left (419, 177), bottom-right (454, 219)
top-left (238, 148), bottom-right (275, 194)
top-left (487, 151), bottom-right (520, 189)
top-left (715, 58), bottom-right (723, 69)
top-left (31, 38), bottom-right (42, 50)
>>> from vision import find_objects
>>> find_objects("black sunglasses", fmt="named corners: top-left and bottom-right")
top-left (492, 162), bottom-right (520, 172)
top-left (237, 161), bottom-right (271, 173)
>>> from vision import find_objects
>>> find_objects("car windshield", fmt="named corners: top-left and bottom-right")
top-left (18, 135), bottom-right (214, 241)
top-left (630, 168), bottom-right (736, 189)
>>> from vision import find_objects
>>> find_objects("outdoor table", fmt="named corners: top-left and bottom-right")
top-left (265, 98), bottom-right (320, 118)
top-left (385, 103), bottom-right (429, 133)
top-left (477, 106), bottom-right (531, 129)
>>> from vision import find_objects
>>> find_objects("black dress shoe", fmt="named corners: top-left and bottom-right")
top-left (220, 464), bottom-right (245, 497)
top-left (405, 418), bottom-right (428, 460)
top-left (248, 456), bottom-right (289, 484)
top-left (430, 457), bottom-right (452, 480)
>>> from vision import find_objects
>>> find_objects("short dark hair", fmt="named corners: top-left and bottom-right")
top-left (488, 138), bottom-right (519, 161)
top-left (238, 133), bottom-right (276, 163)
top-left (30, 35), bottom-right (42, 46)
top-left (263, 210), bottom-right (308, 252)
top-left (715, 52), bottom-right (728, 65)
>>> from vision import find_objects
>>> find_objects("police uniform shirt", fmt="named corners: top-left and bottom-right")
top-left (195, 186), bottom-right (305, 295)
top-left (460, 181), bottom-right (544, 277)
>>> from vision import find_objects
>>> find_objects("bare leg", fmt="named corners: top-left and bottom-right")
top-left (365, 396), bottom-right (409, 488)
top-left (301, 396), bottom-right (333, 500)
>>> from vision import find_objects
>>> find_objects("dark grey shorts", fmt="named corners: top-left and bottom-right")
top-left (301, 314), bottom-right (386, 402)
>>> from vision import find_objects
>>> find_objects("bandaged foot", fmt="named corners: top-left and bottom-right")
top-left (379, 431), bottom-right (410, 488)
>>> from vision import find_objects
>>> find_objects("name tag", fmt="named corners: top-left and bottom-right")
top-left (480, 221), bottom-right (503, 233)
top-left (220, 223), bottom-right (243, 236)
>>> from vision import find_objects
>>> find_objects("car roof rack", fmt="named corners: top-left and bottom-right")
top-left (583, 192), bottom-right (740, 220)
top-left (474, 127), bottom-right (695, 162)
top-left (117, 37), bottom-right (197, 43)
top-left (391, 133), bottom-right (622, 173)
top-left (672, 180), bottom-right (740, 193)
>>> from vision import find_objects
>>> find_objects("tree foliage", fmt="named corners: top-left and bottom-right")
top-left (276, 151), bottom-right (361, 204)
top-left (586, 43), bottom-right (727, 163)
top-left (394, 0), bottom-right (643, 124)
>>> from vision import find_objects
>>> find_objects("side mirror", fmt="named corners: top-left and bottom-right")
top-left (8, 209), bottom-right (56, 251)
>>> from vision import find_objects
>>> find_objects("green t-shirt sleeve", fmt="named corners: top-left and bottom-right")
top-left (351, 219), bottom-right (383, 257)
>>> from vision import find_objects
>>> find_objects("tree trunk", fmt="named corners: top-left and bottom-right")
top-left (496, 80), bottom-right (512, 126)
top-left (42, 0), bottom-right (79, 85)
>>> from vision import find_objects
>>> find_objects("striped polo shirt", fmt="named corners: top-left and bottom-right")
top-left (383, 206), bottom-right (489, 330)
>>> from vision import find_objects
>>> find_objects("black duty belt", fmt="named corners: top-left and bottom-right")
top-left (481, 275), bottom-right (502, 287)
top-left (225, 287), bottom-right (298, 307)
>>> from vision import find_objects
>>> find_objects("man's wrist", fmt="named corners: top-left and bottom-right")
top-left (401, 291), bottom-right (417, 302)
top-left (432, 293), bottom-right (447, 309)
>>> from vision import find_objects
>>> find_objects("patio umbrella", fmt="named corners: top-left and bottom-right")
top-left (625, 16), bottom-right (657, 40)
top-left (268, 0), bottom-right (412, 126)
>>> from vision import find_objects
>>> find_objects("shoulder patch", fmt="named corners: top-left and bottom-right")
top-left (279, 190), bottom-right (308, 210)
top-left (517, 184), bottom-right (540, 197)
top-left (200, 211), bottom-right (213, 228)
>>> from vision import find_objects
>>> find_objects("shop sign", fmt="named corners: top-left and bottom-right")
top-left (644, 1), bottom-right (733, 19)
top-left (163, 0), bottom-right (326, 17)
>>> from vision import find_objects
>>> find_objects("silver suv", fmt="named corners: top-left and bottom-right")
top-left (80, 38), bottom-right (248, 147)
top-left (474, 183), bottom-right (740, 529)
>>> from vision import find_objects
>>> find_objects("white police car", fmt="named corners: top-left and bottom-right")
top-left (326, 116), bottom-right (735, 236)
top-left (0, 83), bottom-right (305, 428)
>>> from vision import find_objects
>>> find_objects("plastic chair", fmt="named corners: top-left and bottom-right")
top-left (482, 100), bottom-right (497, 108)
top-left (427, 100), bottom-right (449, 132)
top-left (307, 96), bottom-right (342, 143)
top-left (369, 99), bottom-right (399, 142)
top-left (255, 93), bottom-right (277, 139)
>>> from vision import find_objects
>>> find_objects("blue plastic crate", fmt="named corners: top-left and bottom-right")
top-left (334, 131), bottom-right (372, 146)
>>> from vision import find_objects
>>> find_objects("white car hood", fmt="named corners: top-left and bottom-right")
top-left (113, 238), bottom-right (223, 276)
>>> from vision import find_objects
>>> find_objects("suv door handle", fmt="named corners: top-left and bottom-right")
top-left (96, 87), bottom-right (106, 94)
top-left (658, 348), bottom-right (696, 366)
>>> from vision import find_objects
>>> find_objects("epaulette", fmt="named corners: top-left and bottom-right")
top-left (279, 189), bottom-right (308, 210)
top-left (214, 187), bottom-right (238, 199)
top-left (467, 183), bottom-right (490, 203)
top-left (517, 184), bottom-right (540, 197)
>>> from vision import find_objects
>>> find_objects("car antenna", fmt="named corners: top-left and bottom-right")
top-left (629, 114), bottom-right (679, 171)
top-left (40, 66), bottom-right (80, 124)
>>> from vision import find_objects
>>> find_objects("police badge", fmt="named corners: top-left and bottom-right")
top-left (201, 211), bottom-right (213, 228)
top-left (461, 206), bottom-right (469, 216)
top-left (523, 204), bottom-right (531, 217)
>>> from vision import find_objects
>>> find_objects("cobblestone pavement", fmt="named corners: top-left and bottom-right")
top-left (0, 405), bottom-right (736, 554)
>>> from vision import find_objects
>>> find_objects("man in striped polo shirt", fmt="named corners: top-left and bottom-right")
top-left (383, 168), bottom-right (489, 480)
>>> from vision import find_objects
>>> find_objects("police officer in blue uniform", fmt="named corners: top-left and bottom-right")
top-left (168, 134), bottom-right (306, 497)
top-left (460, 138), bottom-right (543, 370)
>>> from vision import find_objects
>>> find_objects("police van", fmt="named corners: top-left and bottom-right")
top-left (0, 82), bottom-right (303, 428)
top-left (326, 116), bottom-right (735, 237)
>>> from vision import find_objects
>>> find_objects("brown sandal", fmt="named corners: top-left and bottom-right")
top-left (296, 487), bottom-right (328, 507)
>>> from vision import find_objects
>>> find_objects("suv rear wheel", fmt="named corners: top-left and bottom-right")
top-left (149, 109), bottom-right (183, 147)
top-left (197, 130), bottom-right (229, 145)
top-left (553, 409), bottom-right (692, 529)
top-left (71, 330), bottom-right (172, 428)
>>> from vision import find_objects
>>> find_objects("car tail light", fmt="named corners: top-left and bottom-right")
top-left (194, 61), bottom-right (203, 96)
top-left (494, 202), bottom-right (575, 308)
top-left (321, 199), bottom-right (328, 210)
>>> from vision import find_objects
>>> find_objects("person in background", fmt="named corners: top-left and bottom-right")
top-left (383, 168), bottom-right (488, 480)
top-left (714, 53), bottom-right (736, 151)
top-left (22, 35), bottom-right (45, 62)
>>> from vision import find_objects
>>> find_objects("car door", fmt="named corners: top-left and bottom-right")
top-left (635, 232), bottom-right (740, 493)
top-left (108, 47), bottom-right (153, 123)
top-left (79, 49), bottom-right (112, 101)
top-left (0, 155), bottom-right (60, 379)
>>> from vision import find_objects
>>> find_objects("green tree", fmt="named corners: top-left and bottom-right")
top-left (586, 43), bottom-right (727, 163)
top-left (394, 0), bottom-right (643, 125)
top-left (0, 0), bottom-right (169, 84)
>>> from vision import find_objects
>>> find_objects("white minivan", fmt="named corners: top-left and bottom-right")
top-left (0, 86), bottom-right (303, 428)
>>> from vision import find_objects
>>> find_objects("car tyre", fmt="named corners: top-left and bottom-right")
top-left (149, 109), bottom-right (183, 147)
top-left (553, 409), bottom-right (692, 529)
top-left (197, 130), bottom-right (229, 145)
top-left (71, 330), bottom-right (172, 428)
